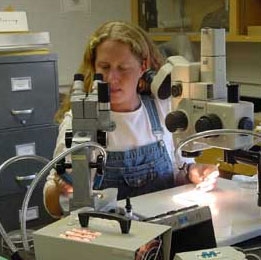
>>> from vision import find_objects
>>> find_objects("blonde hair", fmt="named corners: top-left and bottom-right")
top-left (55, 21), bottom-right (164, 123)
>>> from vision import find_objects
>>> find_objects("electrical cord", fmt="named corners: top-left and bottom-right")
top-left (0, 222), bottom-right (23, 260)
top-left (0, 155), bottom-right (49, 260)
top-left (233, 246), bottom-right (261, 260)
top-left (245, 253), bottom-right (261, 260)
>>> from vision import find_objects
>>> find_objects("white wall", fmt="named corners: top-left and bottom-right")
top-left (191, 41), bottom-right (261, 99)
top-left (0, 0), bottom-right (131, 86)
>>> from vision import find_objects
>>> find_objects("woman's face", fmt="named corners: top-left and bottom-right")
top-left (95, 39), bottom-right (146, 112)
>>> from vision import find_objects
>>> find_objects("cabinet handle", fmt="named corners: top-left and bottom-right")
top-left (15, 174), bottom-right (36, 181)
top-left (11, 108), bottom-right (34, 115)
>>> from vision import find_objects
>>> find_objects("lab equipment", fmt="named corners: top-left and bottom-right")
top-left (145, 27), bottom-right (261, 258)
top-left (70, 73), bottom-right (115, 145)
top-left (24, 28), bottom-right (261, 259)
top-left (173, 129), bottom-right (261, 206)
top-left (174, 246), bottom-right (246, 260)
top-left (67, 73), bottom-right (116, 211)
top-left (140, 205), bottom-right (216, 259)
top-left (118, 177), bottom-right (261, 258)
top-left (167, 33), bottom-right (261, 206)
top-left (20, 141), bottom-right (107, 252)
top-left (152, 28), bottom-right (254, 154)
top-left (78, 211), bottom-right (132, 234)
top-left (149, 28), bottom-right (261, 207)
top-left (33, 214), bottom-right (172, 260)
top-left (165, 30), bottom-right (260, 203)
top-left (20, 73), bottom-right (115, 252)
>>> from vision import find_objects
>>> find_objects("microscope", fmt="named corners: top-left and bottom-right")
top-left (60, 73), bottom-right (116, 211)
top-left (151, 27), bottom-right (261, 206)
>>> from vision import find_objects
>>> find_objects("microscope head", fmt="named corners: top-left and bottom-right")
top-left (70, 74), bottom-right (116, 147)
top-left (151, 28), bottom-right (255, 155)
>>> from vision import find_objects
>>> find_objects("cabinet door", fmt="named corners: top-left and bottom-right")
top-left (131, 0), bottom-right (261, 42)
top-left (239, 0), bottom-right (261, 34)
top-left (0, 125), bottom-right (58, 196)
top-left (135, 0), bottom-right (227, 33)
top-left (0, 55), bottom-right (58, 129)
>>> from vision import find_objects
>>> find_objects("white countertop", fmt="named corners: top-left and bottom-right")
top-left (118, 178), bottom-right (261, 247)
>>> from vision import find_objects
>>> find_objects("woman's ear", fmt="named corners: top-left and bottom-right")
top-left (140, 59), bottom-right (148, 76)
top-left (137, 68), bottom-right (156, 95)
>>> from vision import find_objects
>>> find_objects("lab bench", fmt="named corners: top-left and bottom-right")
top-left (31, 178), bottom-right (261, 260)
top-left (120, 177), bottom-right (261, 259)
top-left (1, 175), bottom-right (261, 259)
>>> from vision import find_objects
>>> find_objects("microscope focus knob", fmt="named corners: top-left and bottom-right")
top-left (238, 117), bottom-right (254, 130)
top-left (195, 114), bottom-right (222, 133)
top-left (165, 111), bottom-right (188, 133)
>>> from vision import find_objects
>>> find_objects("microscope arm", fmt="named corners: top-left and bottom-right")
top-left (20, 142), bottom-right (106, 252)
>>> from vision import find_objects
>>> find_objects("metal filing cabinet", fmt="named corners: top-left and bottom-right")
top-left (0, 54), bottom-right (59, 233)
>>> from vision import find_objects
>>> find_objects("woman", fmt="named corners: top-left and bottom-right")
top-left (44, 21), bottom-right (218, 218)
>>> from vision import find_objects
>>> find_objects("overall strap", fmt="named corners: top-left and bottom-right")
top-left (141, 94), bottom-right (164, 141)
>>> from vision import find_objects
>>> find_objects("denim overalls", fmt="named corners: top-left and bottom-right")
top-left (100, 95), bottom-right (174, 200)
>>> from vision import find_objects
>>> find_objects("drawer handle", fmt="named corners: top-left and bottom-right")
top-left (16, 174), bottom-right (36, 182)
top-left (11, 108), bottom-right (34, 115)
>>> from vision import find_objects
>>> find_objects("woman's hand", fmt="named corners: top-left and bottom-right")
top-left (44, 174), bottom-right (73, 219)
top-left (56, 168), bottom-right (73, 195)
top-left (56, 176), bottom-right (73, 195)
top-left (188, 163), bottom-right (219, 192)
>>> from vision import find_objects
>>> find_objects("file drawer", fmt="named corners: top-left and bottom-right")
top-left (0, 125), bottom-right (58, 196)
top-left (0, 54), bottom-right (58, 129)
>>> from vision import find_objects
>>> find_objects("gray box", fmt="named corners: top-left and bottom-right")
top-left (33, 216), bottom-right (172, 260)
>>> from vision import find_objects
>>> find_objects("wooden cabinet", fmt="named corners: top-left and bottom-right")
top-left (131, 0), bottom-right (261, 42)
